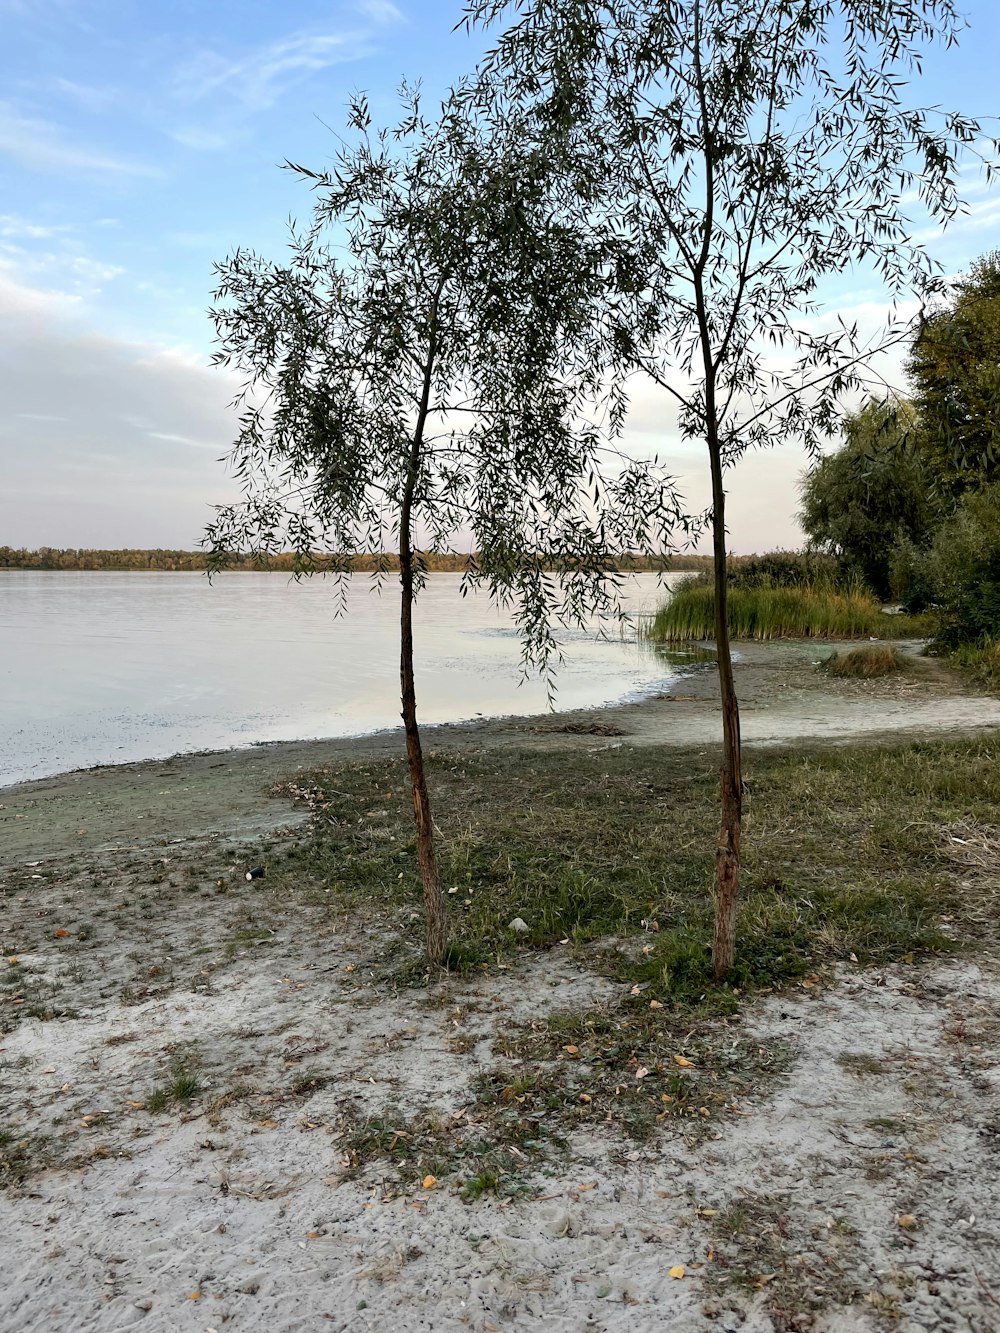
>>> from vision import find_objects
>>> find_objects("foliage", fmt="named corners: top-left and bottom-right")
top-left (726, 550), bottom-right (840, 592)
top-left (908, 250), bottom-right (1000, 494)
top-left (649, 582), bottom-right (927, 642)
top-left (205, 90), bottom-right (682, 664)
top-left (921, 482), bottom-right (1000, 648)
top-left (799, 398), bottom-right (941, 599)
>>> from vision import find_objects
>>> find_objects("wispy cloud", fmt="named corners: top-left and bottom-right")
top-left (169, 126), bottom-right (230, 152)
top-left (173, 31), bottom-right (376, 110)
top-left (0, 102), bottom-right (161, 177)
top-left (50, 77), bottom-right (117, 112)
top-left (172, 2), bottom-right (404, 114)
top-left (0, 213), bottom-right (72, 240)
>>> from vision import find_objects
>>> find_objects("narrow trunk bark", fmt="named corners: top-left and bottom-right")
top-left (399, 536), bottom-right (447, 969)
top-left (399, 281), bottom-right (448, 970)
top-left (708, 438), bottom-right (742, 981)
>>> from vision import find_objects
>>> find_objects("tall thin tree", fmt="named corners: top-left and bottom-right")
top-left (465, 0), bottom-right (994, 978)
top-left (206, 90), bottom-right (686, 967)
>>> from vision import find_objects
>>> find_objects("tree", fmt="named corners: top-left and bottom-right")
top-left (799, 398), bottom-right (939, 599)
top-left (206, 92), bottom-right (684, 968)
top-left (908, 251), bottom-right (1000, 495)
top-left (466, 0), bottom-right (989, 978)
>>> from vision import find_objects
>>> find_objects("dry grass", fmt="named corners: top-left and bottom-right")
top-left (824, 645), bottom-right (905, 679)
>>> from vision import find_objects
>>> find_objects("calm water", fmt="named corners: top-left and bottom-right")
top-left (0, 570), bottom-right (688, 786)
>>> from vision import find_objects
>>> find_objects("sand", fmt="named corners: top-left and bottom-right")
top-left (2, 641), bottom-right (1000, 1332)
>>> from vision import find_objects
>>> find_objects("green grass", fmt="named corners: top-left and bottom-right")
top-left (262, 735), bottom-right (1000, 1010)
top-left (144, 1048), bottom-right (202, 1113)
top-left (649, 582), bottom-right (931, 641)
top-left (824, 644), bottom-right (905, 678)
top-left (947, 637), bottom-right (1000, 693)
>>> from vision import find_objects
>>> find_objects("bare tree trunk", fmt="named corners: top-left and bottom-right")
top-left (398, 281), bottom-right (448, 970)
top-left (398, 535), bottom-right (447, 969)
top-left (707, 437), bottom-right (742, 981)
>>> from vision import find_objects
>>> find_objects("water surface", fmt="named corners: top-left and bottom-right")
top-left (1, 571), bottom-right (686, 785)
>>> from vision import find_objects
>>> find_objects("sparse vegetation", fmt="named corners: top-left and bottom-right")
top-left (824, 645), bottom-right (905, 679)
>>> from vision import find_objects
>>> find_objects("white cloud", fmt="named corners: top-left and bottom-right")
top-left (0, 277), bottom-right (241, 547)
top-left (169, 126), bottom-right (230, 152)
top-left (173, 31), bottom-right (375, 111)
top-left (0, 102), bottom-right (161, 177)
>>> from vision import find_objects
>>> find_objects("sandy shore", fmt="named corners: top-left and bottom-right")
top-left (2, 643), bottom-right (1000, 1332)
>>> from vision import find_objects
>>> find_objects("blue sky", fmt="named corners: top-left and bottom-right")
top-left (1, 0), bottom-right (998, 551)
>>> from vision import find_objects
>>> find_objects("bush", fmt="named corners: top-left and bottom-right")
top-left (922, 483), bottom-right (1000, 648)
top-left (650, 583), bottom-right (929, 641)
top-left (824, 645), bottom-right (904, 678)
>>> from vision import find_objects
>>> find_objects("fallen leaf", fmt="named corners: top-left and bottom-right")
top-left (578, 1093), bottom-right (592, 1103)
top-left (574, 1183), bottom-right (595, 1193)
top-left (660, 1094), bottom-right (673, 1102)
top-left (669, 1265), bottom-right (685, 1280)
top-left (190, 1291), bottom-right (201, 1302)
top-left (635, 1066), bottom-right (649, 1079)
top-left (562, 1045), bottom-right (579, 1055)
top-left (673, 1055), bottom-right (694, 1068)
top-left (422, 1175), bottom-right (437, 1190)
top-left (54, 929), bottom-right (69, 939)
top-left (6, 956), bottom-right (17, 966)
top-left (697, 1208), bottom-right (718, 1218)
top-left (897, 1213), bottom-right (918, 1230)
top-left (649, 1000), bottom-right (664, 1010)
top-left (306, 1231), bottom-right (321, 1239)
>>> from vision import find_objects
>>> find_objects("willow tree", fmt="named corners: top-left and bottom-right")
top-left (206, 91), bottom-right (684, 968)
top-left (466, 0), bottom-right (991, 978)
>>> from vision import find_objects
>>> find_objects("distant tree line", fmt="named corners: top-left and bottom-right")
top-left (0, 546), bottom-right (712, 573)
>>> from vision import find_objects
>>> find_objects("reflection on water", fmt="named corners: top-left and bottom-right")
top-left (1, 570), bottom-right (691, 785)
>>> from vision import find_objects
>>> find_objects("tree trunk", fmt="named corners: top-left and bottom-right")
top-left (399, 279), bottom-right (448, 970)
top-left (399, 538), bottom-right (448, 969)
top-left (708, 437), bottom-right (742, 981)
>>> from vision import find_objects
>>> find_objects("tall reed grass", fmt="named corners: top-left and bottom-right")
top-left (650, 582), bottom-right (930, 642)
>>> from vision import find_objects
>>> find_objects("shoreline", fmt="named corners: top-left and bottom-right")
top-left (3, 638), bottom-right (999, 869)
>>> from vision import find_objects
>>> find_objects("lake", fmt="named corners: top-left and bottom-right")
top-left (0, 570), bottom-right (689, 786)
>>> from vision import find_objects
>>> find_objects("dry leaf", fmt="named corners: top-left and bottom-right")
top-left (190, 1291), bottom-right (201, 1302)
top-left (563, 1045), bottom-right (579, 1055)
top-left (422, 1175), bottom-right (437, 1190)
top-left (697, 1208), bottom-right (718, 1218)
top-left (6, 956), bottom-right (17, 966)
top-left (668, 1265), bottom-right (685, 1280)
top-left (897, 1213), bottom-right (918, 1230)
top-left (578, 1093), bottom-right (592, 1103)
top-left (635, 1066), bottom-right (649, 1079)
top-left (54, 928), bottom-right (69, 939)
top-left (649, 1000), bottom-right (664, 1010)
top-left (673, 1055), bottom-right (694, 1068)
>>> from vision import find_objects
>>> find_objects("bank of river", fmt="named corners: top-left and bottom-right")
top-left (3, 637), bottom-right (998, 868)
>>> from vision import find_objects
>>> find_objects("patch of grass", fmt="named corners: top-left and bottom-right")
top-left (824, 644), bottom-right (905, 678)
top-left (650, 582), bottom-right (931, 641)
top-left (145, 1046), bottom-right (202, 1113)
top-left (262, 735), bottom-right (998, 1012)
top-left (492, 1005), bottom-right (794, 1143)
top-left (336, 1098), bottom-right (551, 1199)
top-left (947, 637), bottom-right (1000, 694)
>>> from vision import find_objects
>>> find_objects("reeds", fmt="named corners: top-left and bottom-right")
top-left (649, 582), bottom-right (929, 641)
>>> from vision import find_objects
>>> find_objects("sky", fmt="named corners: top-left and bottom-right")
top-left (1, 0), bottom-right (999, 554)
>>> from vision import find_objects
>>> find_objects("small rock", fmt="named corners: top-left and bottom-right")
top-left (508, 917), bottom-right (529, 934)
top-left (134, 1298), bottom-right (153, 1313)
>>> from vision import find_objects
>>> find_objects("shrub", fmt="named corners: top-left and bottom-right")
top-left (824, 645), bottom-right (904, 678)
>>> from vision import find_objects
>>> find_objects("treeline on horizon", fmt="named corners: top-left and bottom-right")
top-left (0, 546), bottom-right (717, 574)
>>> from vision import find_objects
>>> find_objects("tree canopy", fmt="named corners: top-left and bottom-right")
top-left (907, 250), bottom-right (1000, 496)
top-left (799, 398), bottom-right (939, 599)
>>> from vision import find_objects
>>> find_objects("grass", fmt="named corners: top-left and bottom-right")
top-left (650, 582), bottom-right (931, 641)
top-left (947, 637), bottom-right (1000, 694)
top-left (144, 1048), bottom-right (203, 1113)
top-left (824, 644), bottom-right (905, 678)
top-left (264, 734), bottom-right (1000, 1012)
